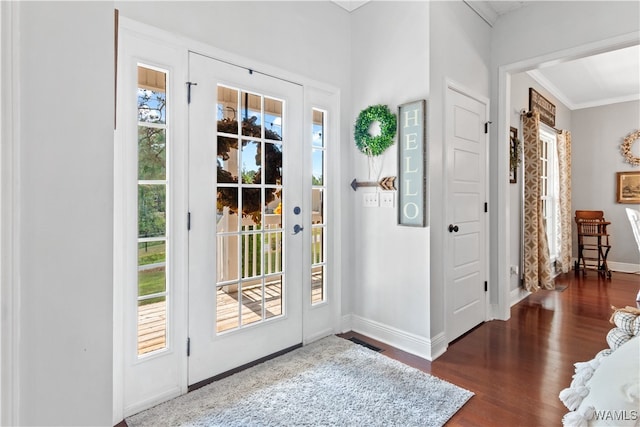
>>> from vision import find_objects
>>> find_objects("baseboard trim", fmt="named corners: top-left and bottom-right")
top-left (341, 314), bottom-right (353, 333)
top-left (124, 385), bottom-right (182, 419)
top-left (510, 287), bottom-right (530, 307)
top-left (608, 261), bottom-right (640, 274)
top-left (304, 328), bottom-right (334, 345)
top-left (187, 343), bottom-right (302, 394)
top-left (348, 315), bottom-right (437, 361)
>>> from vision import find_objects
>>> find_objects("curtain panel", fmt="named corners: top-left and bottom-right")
top-left (556, 131), bottom-right (572, 273)
top-left (522, 111), bottom-right (554, 292)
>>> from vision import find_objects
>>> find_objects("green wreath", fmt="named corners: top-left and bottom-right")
top-left (354, 104), bottom-right (397, 156)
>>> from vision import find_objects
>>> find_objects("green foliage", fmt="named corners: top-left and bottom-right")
top-left (354, 105), bottom-right (397, 157)
top-left (138, 185), bottom-right (165, 238)
top-left (138, 127), bottom-right (166, 180)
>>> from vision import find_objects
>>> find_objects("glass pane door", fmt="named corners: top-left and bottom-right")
top-left (215, 86), bottom-right (285, 332)
top-left (187, 53), bottom-right (303, 385)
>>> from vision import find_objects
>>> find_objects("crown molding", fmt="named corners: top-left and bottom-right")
top-left (332, 1), bottom-right (370, 12)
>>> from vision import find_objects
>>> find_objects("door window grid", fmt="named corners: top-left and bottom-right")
top-left (311, 109), bottom-right (327, 305)
top-left (137, 65), bottom-right (169, 356)
top-left (216, 85), bottom-right (285, 333)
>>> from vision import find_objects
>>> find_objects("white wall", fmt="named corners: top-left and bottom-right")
top-left (429, 1), bottom-right (490, 343)
top-left (115, 0), bottom-right (355, 319)
top-left (349, 2), bottom-right (431, 351)
top-left (492, 1), bottom-right (640, 68)
top-left (572, 100), bottom-right (640, 267)
top-left (16, 2), bottom-right (114, 425)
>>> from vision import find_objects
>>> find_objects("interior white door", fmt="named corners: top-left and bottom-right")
top-left (445, 85), bottom-right (488, 342)
top-left (188, 52), bottom-right (304, 385)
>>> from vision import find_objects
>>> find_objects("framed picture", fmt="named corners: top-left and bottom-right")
top-left (529, 87), bottom-right (556, 128)
top-left (509, 127), bottom-right (518, 183)
top-left (398, 100), bottom-right (427, 227)
top-left (616, 171), bottom-right (640, 203)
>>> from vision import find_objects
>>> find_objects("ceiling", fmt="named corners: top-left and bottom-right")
top-left (527, 44), bottom-right (640, 110)
top-left (335, 1), bottom-right (640, 110)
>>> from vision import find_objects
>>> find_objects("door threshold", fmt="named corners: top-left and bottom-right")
top-left (188, 342), bottom-right (303, 392)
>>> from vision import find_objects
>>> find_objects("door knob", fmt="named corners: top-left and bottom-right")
top-left (292, 224), bottom-right (304, 235)
top-left (448, 224), bottom-right (459, 233)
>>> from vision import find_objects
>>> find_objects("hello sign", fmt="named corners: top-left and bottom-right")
top-left (398, 100), bottom-right (427, 227)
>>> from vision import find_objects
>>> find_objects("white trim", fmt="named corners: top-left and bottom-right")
top-left (510, 287), bottom-right (530, 307)
top-left (331, 1), bottom-right (370, 13)
top-left (1, 2), bottom-right (20, 425)
top-left (341, 314), bottom-right (353, 333)
top-left (527, 69), bottom-right (575, 110)
top-left (463, 0), bottom-right (498, 27)
top-left (527, 60), bottom-right (640, 111)
top-left (350, 315), bottom-right (437, 361)
top-left (493, 68), bottom-right (511, 321)
top-left (586, 260), bottom-right (640, 275)
top-left (303, 87), bottom-right (342, 347)
top-left (303, 328), bottom-right (335, 345)
top-left (569, 94), bottom-right (640, 111)
top-left (496, 31), bottom-right (640, 324)
top-left (123, 385), bottom-right (182, 419)
top-left (114, 23), bottom-right (189, 421)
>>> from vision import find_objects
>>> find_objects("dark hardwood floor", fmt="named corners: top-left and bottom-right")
top-left (340, 271), bottom-right (640, 426)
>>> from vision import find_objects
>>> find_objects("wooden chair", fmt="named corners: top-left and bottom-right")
top-left (574, 210), bottom-right (611, 278)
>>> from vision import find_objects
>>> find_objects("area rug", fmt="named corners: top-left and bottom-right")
top-left (126, 335), bottom-right (473, 427)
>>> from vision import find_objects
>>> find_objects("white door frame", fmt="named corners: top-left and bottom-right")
top-left (443, 79), bottom-right (490, 343)
top-left (113, 17), bottom-right (342, 423)
top-left (1, 2), bottom-right (21, 425)
top-left (187, 52), bottom-right (305, 384)
top-left (114, 22), bottom-right (189, 419)
top-left (493, 31), bottom-right (640, 320)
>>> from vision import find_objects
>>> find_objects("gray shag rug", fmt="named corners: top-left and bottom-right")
top-left (127, 335), bottom-right (473, 427)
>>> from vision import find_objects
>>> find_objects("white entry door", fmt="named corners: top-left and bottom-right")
top-left (188, 52), bottom-right (304, 385)
top-left (445, 84), bottom-right (488, 342)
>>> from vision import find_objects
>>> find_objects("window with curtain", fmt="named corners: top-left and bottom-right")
top-left (539, 126), bottom-right (560, 262)
top-left (522, 110), bottom-right (572, 292)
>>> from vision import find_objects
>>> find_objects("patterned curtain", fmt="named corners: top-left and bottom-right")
top-left (556, 131), bottom-right (572, 273)
top-left (522, 112), bottom-right (553, 292)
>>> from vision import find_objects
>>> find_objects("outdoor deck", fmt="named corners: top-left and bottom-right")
top-left (138, 273), bottom-right (324, 355)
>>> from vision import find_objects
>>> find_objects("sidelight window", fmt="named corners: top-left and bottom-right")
top-left (137, 65), bottom-right (169, 356)
top-left (311, 109), bottom-right (327, 304)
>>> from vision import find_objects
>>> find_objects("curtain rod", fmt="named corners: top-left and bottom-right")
top-left (520, 110), bottom-right (562, 133)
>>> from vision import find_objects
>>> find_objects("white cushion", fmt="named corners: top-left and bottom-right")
top-left (577, 336), bottom-right (640, 426)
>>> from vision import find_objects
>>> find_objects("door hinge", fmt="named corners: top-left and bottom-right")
top-left (187, 337), bottom-right (191, 357)
top-left (484, 121), bottom-right (492, 134)
top-left (484, 281), bottom-right (488, 292)
top-left (187, 212), bottom-right (191, 230)
top-left (484, 202), bottom-right (488, 213)
top-left (186, 82), bottom-right (198, 104)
